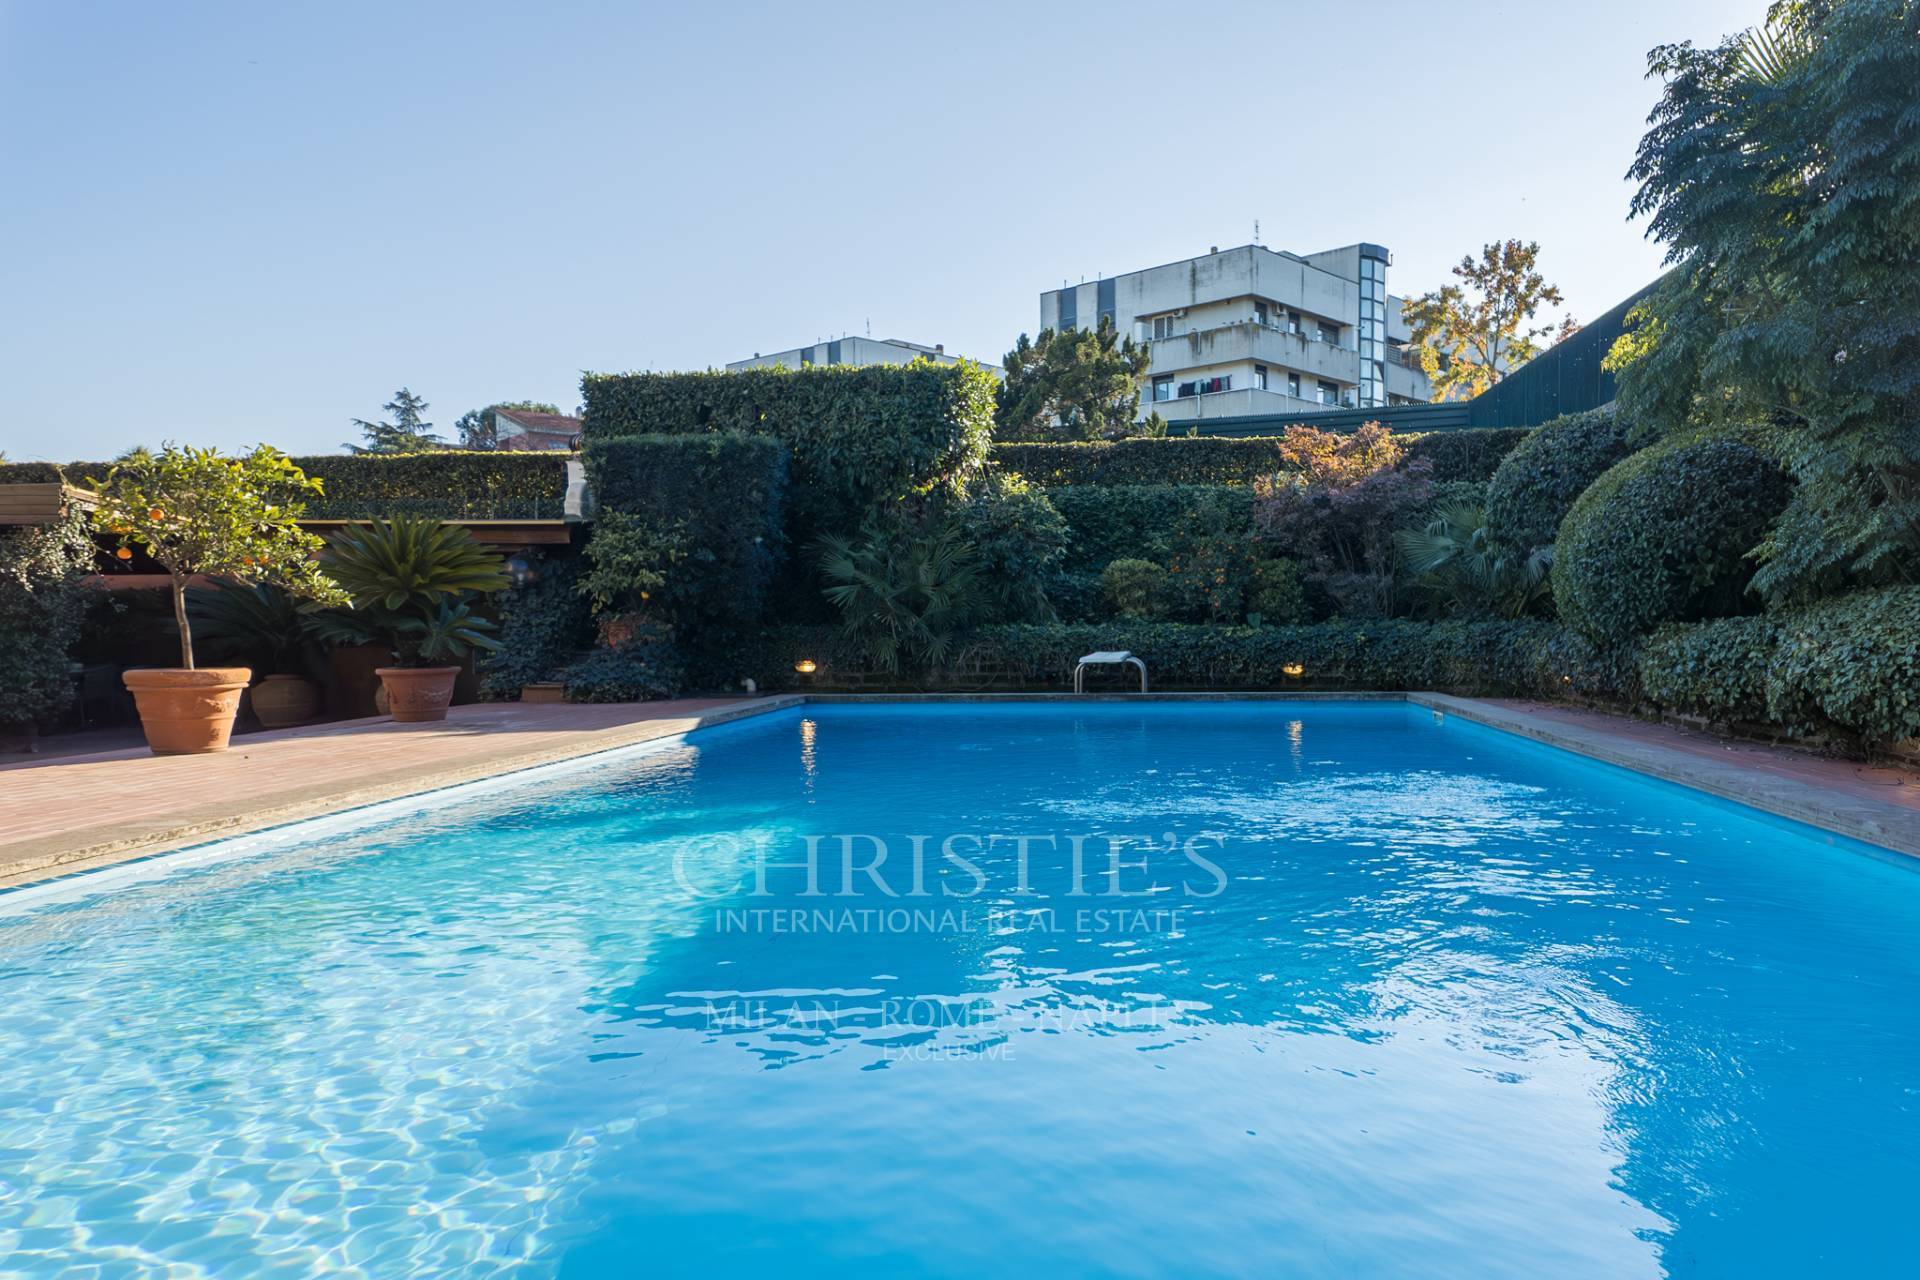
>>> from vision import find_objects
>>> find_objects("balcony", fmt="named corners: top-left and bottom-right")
top-left (1153, 386), bottom-right (1357, 423)
top-left (1144, 320), bottom-right (1360, 383)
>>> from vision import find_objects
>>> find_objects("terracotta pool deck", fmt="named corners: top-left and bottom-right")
top-left (0, 697), bottom-right (799, 888)
top-left (3, 693), bottom-right (1918, 892)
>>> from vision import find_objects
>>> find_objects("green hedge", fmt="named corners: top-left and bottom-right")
top-left (1637, 588), bottom-right (1920, 748)
top-left (479, 551), bottom-right (594, 699)
top-left (0, 453), bottom-right (571, 519)
top-left (1484, 409), bottom-right (1636, 552)
top-left (993, 437), bottom-right (1289, 487)
top-left (1048, 485), bottom-right (1252, 569)
top-left (294, 453), bottom-right (570, 518)
top-left (736, 619), bottom-right (1601, 696)
top-left (1554, 434), bottom-right (1792, 642)
top-left (1638, 616), bottom-right (1779, 726)
top-left (1765, 588), bottom-right (1920, 746)
top-left (582, 433), bottom-right (787, 628)
top-left (581, 363), bottom-right (994, 541)
top-left (1398, 428), bottom-right (1532, 484)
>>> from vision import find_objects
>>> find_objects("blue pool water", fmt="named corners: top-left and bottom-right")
top-left (2, 702), bottom-right (1917, 1276)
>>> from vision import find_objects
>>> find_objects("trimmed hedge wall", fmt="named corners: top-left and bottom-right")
top-left (1398, 428), bottom-right (1532, 484)
top-left (582, 433), bottom-right (788, 628)
top-left (1554, 434), bottom-right (1792, 642)
top-left (993, 437), bottom-right (1290, 487)
top-left (1484, 409), bottom-right (1636, 552)
top-left (295, 453), bottom-right (569, 518)
top-left (1048, 485), bottom-right (1252, 570)
top-left (736, 619), bottom-right (1605, 697)
top-left (0, 453), bottom-right (571, 519)
top-left (581, 363), bottom-right (994, 541)
top-left (996, 428), bottom-right (1528, 489)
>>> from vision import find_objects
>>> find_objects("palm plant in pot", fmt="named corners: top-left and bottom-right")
top-left (92, 445), bottom-right (346, 754)
top-left (320, 516), bottom-right (507, 722)
top-left (186, 581), bottom-right (332, 728)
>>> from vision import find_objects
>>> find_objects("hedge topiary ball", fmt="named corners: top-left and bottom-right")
top-left (1484, 407), bottom-right (1636, 553)
top-left (1552, 434), bottom-right (1791, 643)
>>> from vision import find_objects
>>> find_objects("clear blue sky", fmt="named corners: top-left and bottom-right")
top-left (0, 0), bottom-right (1764, 461)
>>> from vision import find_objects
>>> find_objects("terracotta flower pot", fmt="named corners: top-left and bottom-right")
top-left (376, 666), bottom-right (459, 723)
top-left (122, 667), bottom-right (252, 755)
top-left (250, 673), bottom-right (319, 729)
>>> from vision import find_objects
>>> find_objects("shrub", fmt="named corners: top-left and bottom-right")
top-left (1397, 502), bottom-right (1552, 619)
top-left (1765, 588), bottom-right (1920, 748)
top-left (1247, 558), bottom-right (1309, 625)
top-left (1484, 408), bottom-right (1637, 552)
top-left (1252, 424), bottom-right (1433, 617)
top-left (0, 510), bottom-right (95, 732)
top-left (561, 629), bottom-right (685, 703)
top-left (1164, 510), bottom-right (1257, 623)
top-left (1553, 434), bottom-right (1792, 643)
top-left (480, 552), bottom-right (594, 699)
top-left (1047, 485), bottom-right (1252, 570)
top-left (1050, 569), bottom-right (1107, 623)
top-left (581, 362), bottom-right (993, 542)
top-left (993, 437), bottom-right (1293, 487)
top-left (1100, 558), bottom-right (1168, 620)
top-left (954, 473), bottom-right (1069, 623)
top-left (1638, 616), bottom-right (1779, 726)
top-left (1399, 428), bottom-right (1532, 483)
top-left (816, 519), bottom-right (980, 674)
top-left (318, 515), bottom-right (506, 666)
top-left (582, 433), bottom-right (787, 629)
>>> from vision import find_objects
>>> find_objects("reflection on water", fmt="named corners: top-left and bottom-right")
top-left (1, 703), bottom-right (1917, 1277)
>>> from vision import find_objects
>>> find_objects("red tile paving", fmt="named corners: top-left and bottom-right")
top-left (0, 697), bottom-right (796, 886)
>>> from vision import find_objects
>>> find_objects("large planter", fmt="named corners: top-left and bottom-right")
top-left (376, 666), bottom-right (459, 723)
top-left (122, 667), bottom-right (252, 755)
top-left (250, 673), bottom-right (319, 729)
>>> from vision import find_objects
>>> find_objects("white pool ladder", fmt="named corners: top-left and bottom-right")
top-left (1074, 650), bottom-right (1148, 694)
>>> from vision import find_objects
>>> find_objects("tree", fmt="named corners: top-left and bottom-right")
top-left (1403, 240), bottom-right (1578, 402)
top-left (455, 400), bottom-right (562, 450)
top-left (996, 317), bottom-right (1162, 441)
top-left (1607, 0), bottom-right (1920, 605)
top-left (92, 445), bottom-right (347, 669)
top-left (347, 387), bottom-right (444, 454)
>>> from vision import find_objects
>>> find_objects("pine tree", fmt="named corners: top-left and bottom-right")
top-left (995, 317), bottom-right (1159, 441)
top-left (347, 387), bottom-right (445, 454)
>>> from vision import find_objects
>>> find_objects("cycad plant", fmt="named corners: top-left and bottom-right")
top-left (320, 515), bottom-right (508, 666)
top-left (816, 519), bottom-right (980, 674)
top-left (1397, 502), bottom-right (1553, 619)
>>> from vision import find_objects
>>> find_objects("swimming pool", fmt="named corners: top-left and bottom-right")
top-left (1, 701), bottom-right (1916, 1276)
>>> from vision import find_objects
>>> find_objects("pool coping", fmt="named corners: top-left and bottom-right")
top-left (4, 691), bottom-right (1916, 895)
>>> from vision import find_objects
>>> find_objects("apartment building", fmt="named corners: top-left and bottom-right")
top-left (1038, 242), bottom-right (1430, 424)
top-left (727, 336), bottom-right (1002, 376)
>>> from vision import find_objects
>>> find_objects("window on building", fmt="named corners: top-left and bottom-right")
top-left (1317, 321), bottom-right (1339, 345)
top-left (1152, 314), bottom-right (1179, 340)
top-left (1317, 380), bottom-right (1338, 405)
top-left (1152, 375), bottom-right (1174, 402)
top-left (1254, 301), bottom-right (1270, 327)
top-left (1254, 364), bottom-right (1268, 390)
top-left (1287, 311), bottom-right (1302, 334)
top-left (1287, 372), bottom-right (1301, 397)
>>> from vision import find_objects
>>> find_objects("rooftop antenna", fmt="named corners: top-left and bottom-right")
top-left (1254, 218), bottom-right (1260, 244)
top-left (865, 317), bottom-right (871, 337)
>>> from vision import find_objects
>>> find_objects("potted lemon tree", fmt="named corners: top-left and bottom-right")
top-left (320, 515), bottom-right (507, 722)
top-left (94, 445), bottom-right (346, 754)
